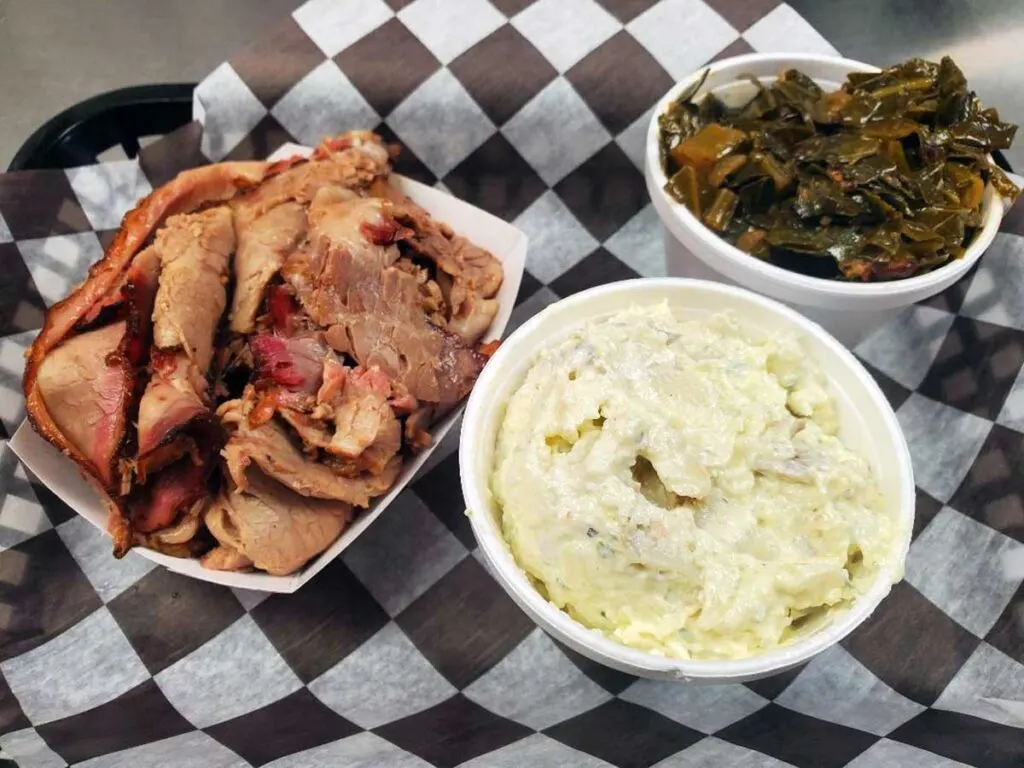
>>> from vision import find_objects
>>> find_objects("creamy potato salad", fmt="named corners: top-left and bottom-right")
top-left (492, 306), bottom-right (897, 660)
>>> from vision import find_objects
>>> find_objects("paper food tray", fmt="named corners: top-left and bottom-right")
top-left (10, 143), bottom-right (527, 593)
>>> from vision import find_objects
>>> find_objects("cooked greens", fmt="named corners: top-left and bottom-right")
top-left (659, 57), bottom-right (1018, 281)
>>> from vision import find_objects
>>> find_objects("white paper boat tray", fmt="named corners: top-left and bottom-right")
top-left (10, 143), bottom-right (528, 592)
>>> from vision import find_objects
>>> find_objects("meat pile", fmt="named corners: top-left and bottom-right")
top-left (23, 131), bottom-right (503, 576)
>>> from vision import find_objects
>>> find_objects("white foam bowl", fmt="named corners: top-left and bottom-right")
top-left (460, 278), bottom-right (914, 682)
top-left (645, 53), bottom-right (1012, 347)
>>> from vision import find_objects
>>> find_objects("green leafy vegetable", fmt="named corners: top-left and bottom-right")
top-left (659, 56), bottom-right (1018, 281)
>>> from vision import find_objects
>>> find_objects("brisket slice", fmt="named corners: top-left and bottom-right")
top-left (204, 468), bottom-right (353, 576)
top-left (282, 194), bottom-right (487, 411)
top-left (136, 206), bottom-right (235, 460)
top-left (218, 398), bottom-right (401, 508)
top-left (392, 199), bottom-right (503, 344)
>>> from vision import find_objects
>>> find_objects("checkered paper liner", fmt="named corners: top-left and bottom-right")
top-left (1, 1), bottom-right (1023, 766)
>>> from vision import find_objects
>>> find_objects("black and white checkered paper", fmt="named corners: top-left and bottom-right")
top-left (1, 1), bottom-right (1023, 766)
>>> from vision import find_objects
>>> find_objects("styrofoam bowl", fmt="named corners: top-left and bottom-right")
top-left (460, 278), bottom-right (915, 682)
top-left (645, 53), bottom-right (1011, 346)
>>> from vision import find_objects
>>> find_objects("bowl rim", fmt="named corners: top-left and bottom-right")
top-left (460, 277), bottom-right (916, 680)
top-left (644, 52), bottom-right (1005, 300)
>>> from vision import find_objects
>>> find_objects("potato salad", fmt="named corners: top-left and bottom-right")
top-left (492, 306), bottom-right (898, 660)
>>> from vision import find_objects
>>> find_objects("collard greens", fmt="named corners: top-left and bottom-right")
top-left (660, 57), bottom-right (1018, 281)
